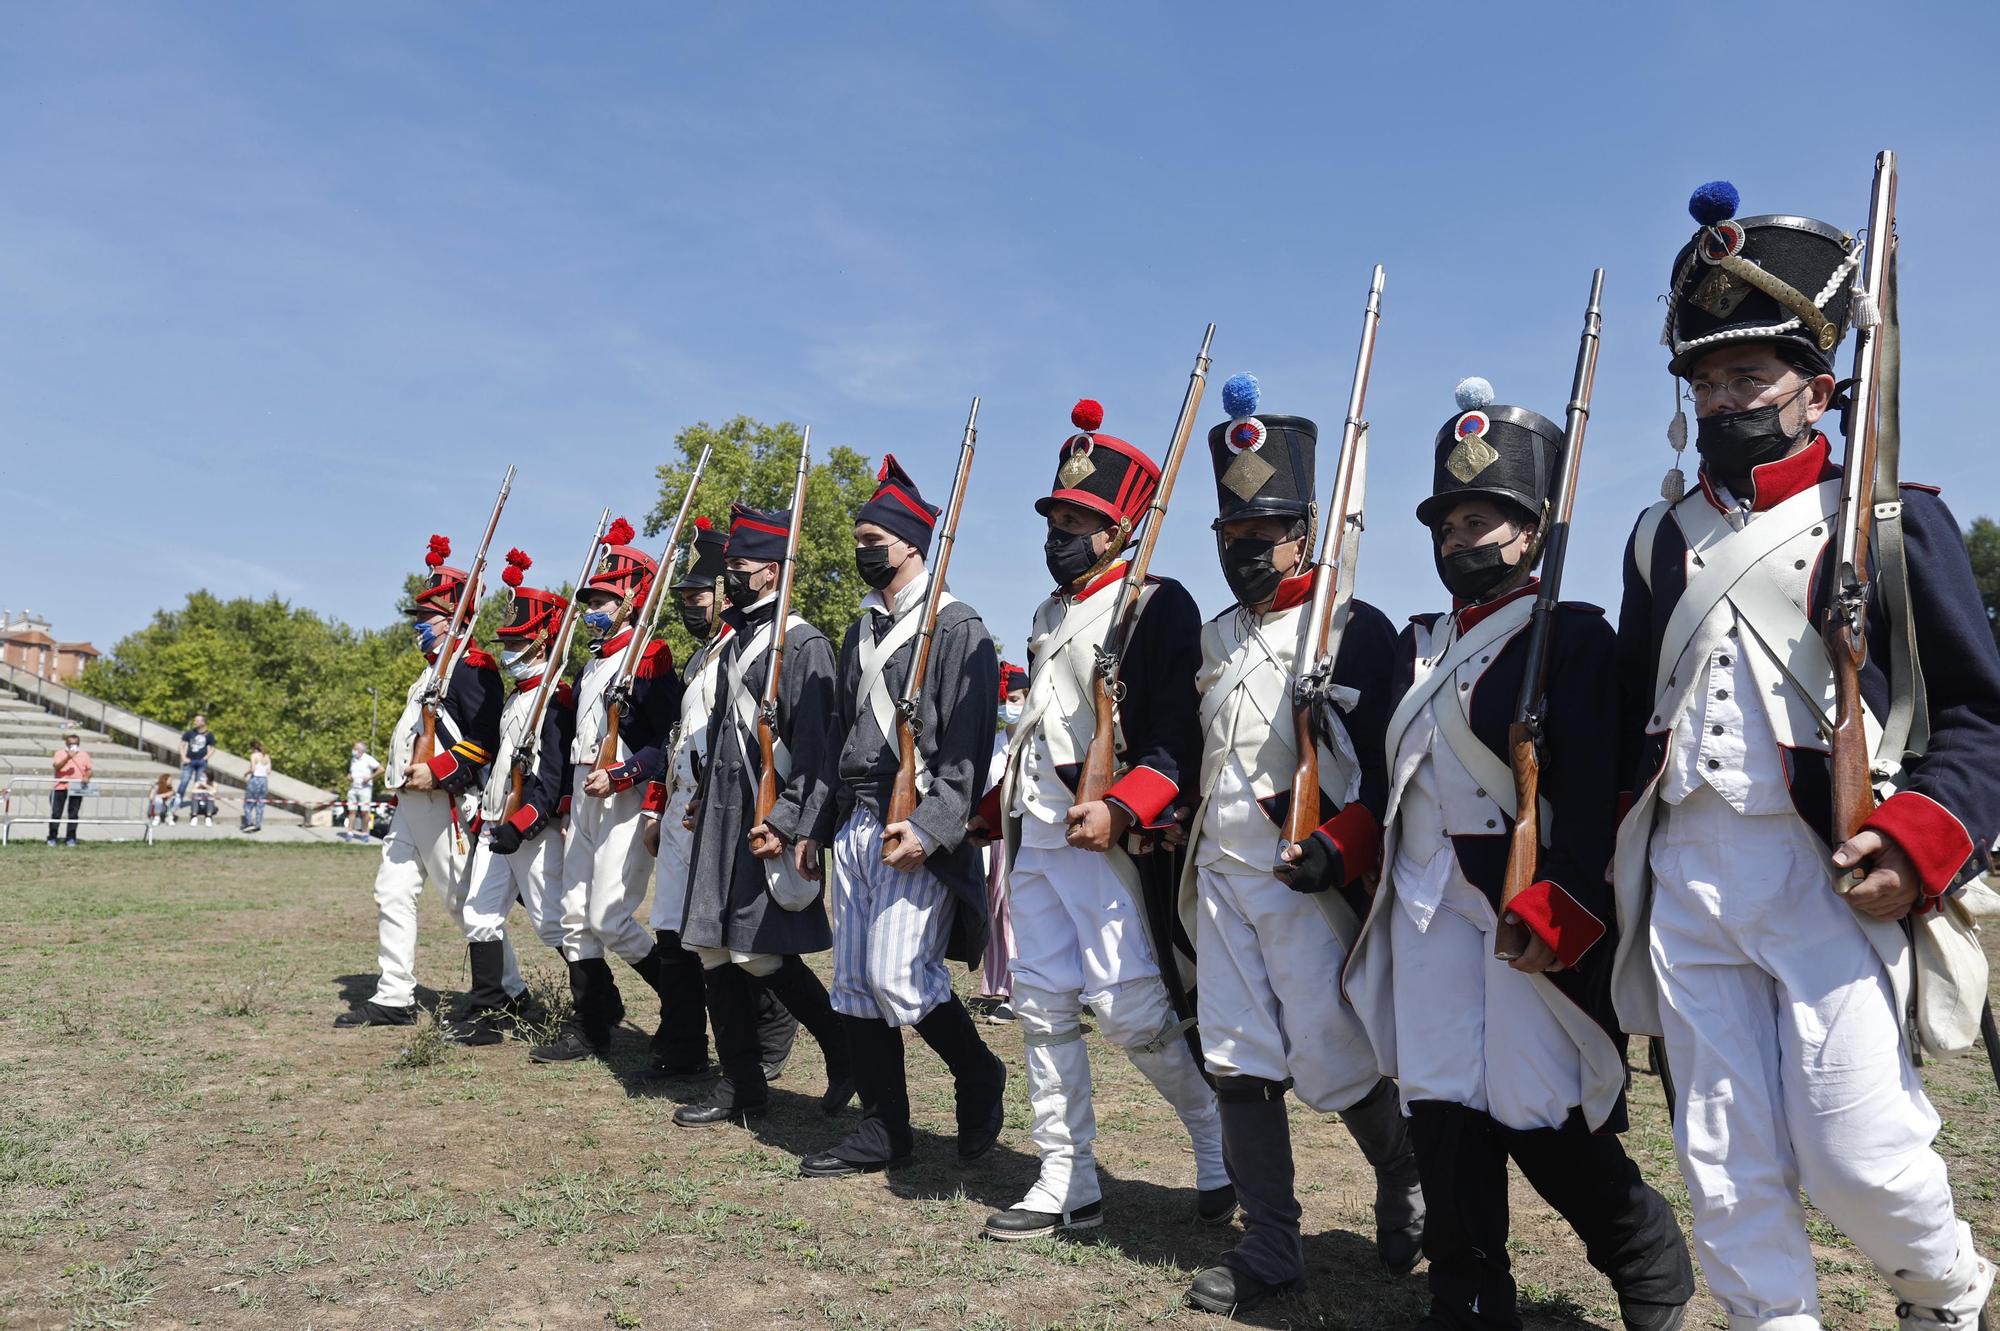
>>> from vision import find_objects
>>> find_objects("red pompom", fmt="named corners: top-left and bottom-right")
top-left (605, 517), bottom-right (635, 546)
top-left (505, 547), bottom-right (532, 569)
top-left (501, 565), bottom-right (524, 588)
top-left (693, 515), bottom-right (713, 531)
top-left (424, 550), bottom-right (445, 568)
top-left (1071, 399), bottom-right (1104, 432)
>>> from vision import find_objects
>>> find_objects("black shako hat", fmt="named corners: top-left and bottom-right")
top-left (672, 516), bottom-right (727, 591)
top-left (1205, 373), bottom-right (1316, 531)
top-left (854, 454), bottom-right (941, 556)
top-left (496, 549), bottom-right (567, 641)
top-left (1415, 378), bottom-right (1560, 529)
top-left (1664, 180), bottom-right (1860, 377)
top-left (1033, 399), bottom-right (1161, 532)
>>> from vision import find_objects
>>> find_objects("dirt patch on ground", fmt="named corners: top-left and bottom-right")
top-left (1, 843), bottom-right (1994, 1329)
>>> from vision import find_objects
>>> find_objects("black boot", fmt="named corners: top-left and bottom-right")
top-left (674, 962), bottom-right (770, 1126)
top-left (640, 931), bottom-right (710, 1076)
top-left (1497, 1112), bottom-right (1694, 1326)
top-left (1339, 1077), bottom-right (1427, 1276)
top-left (447, 940), bottom-right (510, 1045)
top-left (1406, 1100), bottom-right (1520, 1329)
top-left (801, 1015), bottom-right (912, 1176)
top-left (757, 986), bottom-right (798, 1081)
top-left (913, 994), bottom-right (1008, 1161)
top-left (529, 960), bottom-right (611, 1063)
top-left (755, 956), bottom-right (855, 1115)
top-left (583, 957), bottom-right (624, 1037)
top-left (1186, 1076), bottom-right (1302, 1316)
top-left (334, 999), bottom-right (417, 1028)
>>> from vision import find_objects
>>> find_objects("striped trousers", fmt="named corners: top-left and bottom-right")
top-left (829, 805), bottom-right (954, 1027)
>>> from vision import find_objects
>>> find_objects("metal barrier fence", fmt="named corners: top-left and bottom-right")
top-left (0, 775), bottom-right (157, 845)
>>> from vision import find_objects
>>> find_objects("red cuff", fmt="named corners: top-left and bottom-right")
top-left (1505, 880), bottom-right (1607, 969)
top-left (642, 780), bottom-right (667, 814)
top-left (1316, 802), bottom-right (1381, 887)
top-left (974, 784), bottom-right (1002, 834)
top-left (1105, 765), bottom-right (1177, 828)
top-left (1861, 791), bottom-right (1974, 898)
top-left (555, 794), bottom-right (573, 819)
top-left (426, 752), bottom-right (460, 783)
top-left (606, 760), bottom-right (640, 793)
top-left (506, 803), bottom-right (541, 834)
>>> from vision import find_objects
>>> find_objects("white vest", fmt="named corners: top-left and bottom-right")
top-left (571, 651), bottom-right (630, 766)
top-left (667, 631), bottom-right (729, 806)
top-left (478, 683), bottom-right (547, 820)
top-left (386, 661), bottom-right (462, 789)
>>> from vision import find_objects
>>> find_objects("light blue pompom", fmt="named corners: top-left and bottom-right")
top-left (1221, 372), bottom-right (1260, 419)
top-left (1454, 377), bottom-right (1495, 411)
top-left (1688, 180), bottom-right (1740, 226)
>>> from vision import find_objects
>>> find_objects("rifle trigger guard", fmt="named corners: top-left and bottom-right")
top-left (1092, 648), bottom-right (1127, 702)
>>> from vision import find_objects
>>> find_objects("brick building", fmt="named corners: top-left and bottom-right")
top-left (0, 609), bottom-right (99, 683)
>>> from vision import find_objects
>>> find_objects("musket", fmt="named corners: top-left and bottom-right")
top-left (1826, 149), bottom-right (1898, 892)
top-left (1075, 323), bottom-right (1216, 806)
top-left (416, 465), bottom-right (516, 765)
top-left (755, 430), bottom-right (813, 825)
top-left (594, 444), bottom-right (714, 772)
top-left (883, 397), bottom-right (979, 842)
top-left (1495, 269), bottom-right (1605, 960)
top-left (506, 507), bottom-right (611, 818)
top-left (1283, 266), bottom-right (1385, 855)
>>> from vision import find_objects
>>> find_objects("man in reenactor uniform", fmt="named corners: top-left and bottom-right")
top-left (1344, 380), bottom-right (1692, 1330)
top-left (529, 520), bottom-right (685, 1063)
top-left (671, 502), bottom-right (855, 1127)
top-left (450, 548), bottom-right (577, 1046)
top-left (974, 400), bottom-right (1230, 1242)
top-left (639, 516), bottom-right (797, 1079)
top-left (796, 457), bottom-right (1007, 1178)
top-left (1612, 183), bottom-right (2000, 1328)
top-left (1176, 374), bottom-right (1424, 1316)
top-left (337, 534), bottom-right (512, 1028)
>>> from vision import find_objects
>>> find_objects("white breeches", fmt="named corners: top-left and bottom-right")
top-left (1648, 786), bottom-right (1974, 1327)
top-left (1388, 855), bottom-right (1581, 1130)
top-left (688, 946), bottom-right (780, 976)
top-left (461, 825), bottom-right (568, 955)
top-left (648, 789), bottom-right (695, 934)
top-left (829, 807), bottom-right (954, 1026)
top-left (560, 773), bottom-right (654, 965)
top-left (368, 790), bottom-right (519, 1007)
top-left (1194, 861), bottom-right (1381, 1113)
top-left (1007, 836), bottom-right (1224, 1213)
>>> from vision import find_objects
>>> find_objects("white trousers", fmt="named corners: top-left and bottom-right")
top-left (461, 825), bottom-right (569, 954)
top-left (1008, 836), bottom-right (1226, 1212)
top-left (1195, 860), bottom-right (1381, 1113)
top-left (829, 806), bottom-right (954, 1026)
top-left (560, 771), bottom-right (654, 965)
top-left (1387, 852), bottom-right (1581, 1129)
top-left (1649, 786), bottom-right (1974, 1328)
top-left (649, 789), bottom-right (695, 934)
top-left (368, 790), bottom-right (521, 1008)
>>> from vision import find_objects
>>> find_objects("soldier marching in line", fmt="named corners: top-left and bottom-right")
top-left (1177, 373), bottom-right (1425, 1316)
top-left (530, 521), bottom-right (685, 1064)
top-left (1610, 182), bottom-right (2000, 1330)
top-left (671, 502), bottom-right (856, 1128)
top-left (974, 400), bottom-right (1232, 1243)
top-left (639, 516), bottom-right (799, 1081)
top-left (449, 548), bottom-right (577, 1046)
top-left (1344, 381), bottom-right (1693, 1330)
top-left (796, 456), bottom-right (1007, 1178)
top-left (338, 534), bottom-right (519, 1029)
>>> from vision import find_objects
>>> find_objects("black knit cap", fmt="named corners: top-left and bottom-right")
top-left (1415, 378), bottom-right (1560, 529)
top-left (1204, 373), bottom-right (1316, 531)
top-left (725, 503), bottom-right (792, 564)
top-left (854, 454), bottom-right (941, 556)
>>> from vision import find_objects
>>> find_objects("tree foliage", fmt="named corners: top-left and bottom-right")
top-left (644, 416), bottom-right (876, 663)
top-left (1966, 517), bottom-right (2000, 651)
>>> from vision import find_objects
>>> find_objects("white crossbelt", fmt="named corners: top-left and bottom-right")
top-left (856, 590), bottom-right (956, 793)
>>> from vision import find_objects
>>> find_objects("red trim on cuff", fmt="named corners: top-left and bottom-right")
top-left (974, 784), bottom-right (1002, 833)
top-left (1105, 765), bottom-right (1177, 827)
top-left (606, 760), bottom-right (640, 793)
top-left (1506, 880), bottom-right (1607, 968)
top-left (1316, 802), bottom-right (1381, 887)
top-left (556, 794), bottom-right (572, 819)
top-left (1861, 790), bottom-right (1974, 898)
top-left (426, 752), bottom-right (460, 783)
top-left (642, 780), bottom-right (667, 814)
top-left (506, 803), bottom-right (540, 834)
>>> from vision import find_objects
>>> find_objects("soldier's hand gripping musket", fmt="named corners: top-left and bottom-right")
top-left (1494, 269), bottom-right (1604, 960)
top-left (416, 464), bottom-right (515, 766)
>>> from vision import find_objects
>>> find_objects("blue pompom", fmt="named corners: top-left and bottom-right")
top-left (1688, 180), bottom-right (1740, 226)
top-left (1221, 372), bottom-right (1260, 419)
top-left (1454, 377), bottom-right (1494, 411)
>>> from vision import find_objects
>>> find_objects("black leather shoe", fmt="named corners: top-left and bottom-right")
top-left (1184, 1262), bottom-right (1298, 1316)
top-left (981, 1200), bottom-right (1103, 1241)
top-left (673, 1100), bottom-right (769, 1128)
top-left (1196, 1184), bottom-right (1239, 1225)
top-left (647, 1055), bottom-right (712, 1080)
top-left (528, 1030), bottom-right (606, 1063)
top-left (799, 1149), bottom-right (909, 1178)
top-left (334, 1001), bottom-right (416, 1028)
top-left (500, 989), bottom-right (546, 1025)
top-left (448, 1012), bottom-right (507, 1047)
top-left (819, 1072), bottom-right (856, 1116)
top-left (762, 1056), bottom-right (788, 1083)
top-left (1619, 1300), bottom-right (1687, 1331)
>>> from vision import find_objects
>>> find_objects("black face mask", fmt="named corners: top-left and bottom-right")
top-left (677, 600), bottom-right (715, 641)
top-left (1695, 394), bottom-right (1809, 497)
top-left (854, 544), bottom-right (900, 591)
top-left (1044, 527), bottom-right (1103, 588)
top-left (722, 569), bottom-right (762, 609)
top-left (1220, 537), bottom-right (1285, 606)
top-left (1435, 542), bottom-right (1520, 603)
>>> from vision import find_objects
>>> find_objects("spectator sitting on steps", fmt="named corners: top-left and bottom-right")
top-left (177, 713), bottom-right (214, 812)
top-left (48, 732), bottom-right (91, 846)
top-left (147, 774), bottom-right (174, 825)
top-left (190, 771), bottom-right (219, 827)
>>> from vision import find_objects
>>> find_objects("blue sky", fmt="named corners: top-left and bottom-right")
top-left (5, 3), bottom-right (1996, 655)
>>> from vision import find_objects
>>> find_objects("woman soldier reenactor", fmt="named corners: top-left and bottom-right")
top-left (1345, 378), bottom-right (1692, 1330)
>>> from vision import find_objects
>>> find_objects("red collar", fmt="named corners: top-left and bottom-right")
top-left (1699, 434), bottom-right (1836, 513)
top-left (593, 628), bottom-right (635, 659)
top-left (1065, 561), bottom-right (1130, 601)
top-left (461, 647), bottom-right (496, 670)
top-left (1453, 579), bottom-right (1538, 633)
top-left (513, 671), bottom-right (546, 694)
top-left (1268, 570), bottom-right (1314, 613)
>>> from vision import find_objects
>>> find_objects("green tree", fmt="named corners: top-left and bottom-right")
top-left (643, 416), bottom-right (876, 663)
top-left (1967, 517), bottom-right (2000, 652)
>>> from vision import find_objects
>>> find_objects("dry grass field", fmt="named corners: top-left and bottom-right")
top-left (0, 843), bottom-right (1994, 1330)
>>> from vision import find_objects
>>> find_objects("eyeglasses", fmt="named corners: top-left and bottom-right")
top-left (1687, 374), bottom-right (1783, 403)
